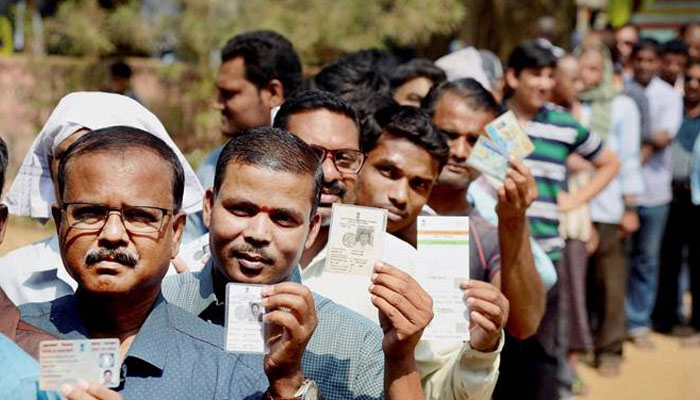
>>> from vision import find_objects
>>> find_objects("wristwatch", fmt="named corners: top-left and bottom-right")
top-left (265, 379), bottom-right (320, 400)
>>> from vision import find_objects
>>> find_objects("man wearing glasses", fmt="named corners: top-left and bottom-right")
top-left (19, 127), bottom-right (307, 400)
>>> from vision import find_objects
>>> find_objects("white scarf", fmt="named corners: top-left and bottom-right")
top-left (4, 92), bottom-right (204, 221)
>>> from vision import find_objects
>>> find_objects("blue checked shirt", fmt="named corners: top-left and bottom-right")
top-left (162, 261), bottom-right (385, 400)
top-left (19, 294), bottom-right (268, 400)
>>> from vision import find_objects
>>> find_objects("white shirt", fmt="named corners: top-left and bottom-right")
top-left (301, 232), bottom-right (501, 400)
top-left (0, 234), bottom-right (181, 306)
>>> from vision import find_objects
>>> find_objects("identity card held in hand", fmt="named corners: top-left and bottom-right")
top-left (324, 203), bottom-right (387, 276)
top-left (415, 216), bottom-right (470, 342)
top-left (225, 283), bottom-right (266, 354)
top-left (39, 338), bottom-right (120, 390)
top-left (485, 110), bottom-right (534, 159)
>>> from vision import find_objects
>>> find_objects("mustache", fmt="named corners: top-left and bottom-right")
top-left (85, 248), bottom-right (139, 268)
top-left (322, 179), bottom-right (346, 198)
top-left (229, 243), bottom-right (275, 265)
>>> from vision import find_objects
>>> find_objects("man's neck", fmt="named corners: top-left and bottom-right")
top-left (686, 99), bottom-right (700, 118)
top-left (77, 288), bottom-right (157, 342)
top-left (635, 76), bottom-right (653, 88)
top-left (395, 221), bottom-right (418, 248)
top-left (506, 98), bottom-right (537, 122)
top-left (300, 226), bottom-right (329, 270)
top-left (427, 184), bottom-right (471, 216)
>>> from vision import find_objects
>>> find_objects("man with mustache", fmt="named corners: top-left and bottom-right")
top-left (20, 127), bottom-right (306, 400)
top-left (164, 127), bottom-right (429, 400)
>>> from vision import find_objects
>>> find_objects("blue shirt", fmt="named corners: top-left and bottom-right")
top-left (19, 294), bottom-right (268, 400)
top-left (0, 333), bottom-right (62, 400)
top-left (161, 262), bottom-right (385, 400)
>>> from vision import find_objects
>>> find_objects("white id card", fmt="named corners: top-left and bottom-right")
top-left (225, 283), bottom-right (266, 354)
top-left (39, 339), bottom-right (120, 390)
top-left (324, 203), bottom-right (387, 276)
top-left (415, 216), bottom-right (470, 341)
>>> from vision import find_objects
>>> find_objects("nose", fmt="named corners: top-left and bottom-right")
top-left (97, 212), bottom-right (129, 248)
top-left (451, 136), bottom-right (469, 162)
top-left (321, 156), bottom-right (342, 183)
top-left (243, 213), bottom-right (272, 246)
top-left (388, 179), bottom-right (409, 210)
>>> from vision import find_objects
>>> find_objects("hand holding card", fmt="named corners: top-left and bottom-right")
top-left (40, 339), bottom-right (120, 391)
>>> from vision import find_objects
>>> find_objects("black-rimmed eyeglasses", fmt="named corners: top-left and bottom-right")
top-left (61, 203), bottom-right (173, 234)
top-left (309, 144), bottom-right (365, 174)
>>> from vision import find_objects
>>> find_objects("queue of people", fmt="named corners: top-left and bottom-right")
top-left (0, 21), bottom-right (698, 400)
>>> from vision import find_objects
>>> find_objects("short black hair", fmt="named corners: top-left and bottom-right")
top-left (0, 137), bottom-right (7, 192)
top-left (57, 126), bottom-right (185, 212)
top-left (110, 61), bottom-right (132, 79)
top-left (314, 50), bottom-right (397, 96)
top-left (390, 59), bottom-right (447, 91)
top-left (507, 40), bottom-right (557, 75)
top-left (686, 57), bottom-right (700, 71)
top-left (679, 21), bottom-right (700, 38)
top-left (662, 39), bottom-right (689, 57)
top-left (344, 90), bottom-right (399, 146)
top-left (632, 37), bottom-right (661, 57)
top-left (362, 105), bottom-right (449, 170)
top-left (221, 30), bottom-right (302, 98)
top-left (421, 78), bottom-right (502, 117)
top-left (273, 89), bottom-right (360, 133)
top-left (213, 127), bottom-right (323, 216)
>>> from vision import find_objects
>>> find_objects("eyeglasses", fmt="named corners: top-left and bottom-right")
top-left (309, 144), bottom-right (365, 174)
top-left (61, 203), bottom-right (173, 233)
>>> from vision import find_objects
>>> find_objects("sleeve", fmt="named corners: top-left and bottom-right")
top-left (616, 97), bottom-right (645, 196)
top-left (571, 122), bottom-right (604, 162)
top-left (416, 336), bottom-right (503, 400)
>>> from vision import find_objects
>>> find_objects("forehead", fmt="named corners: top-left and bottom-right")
top-left (617, 27), bottom-right (637, 39)
top-left (286, 109), bottom-right (359, 150)
top-left (433, 93), bottom-right (495, 135)
top-left (369, 133), bottom-right (440, 178)
top-left (687, 64), bottom-right (700, 76)
top-left (579, 50), bottom-right (603, 67)
top-left (636, 48), bottom-right (658, 59)
top-left (217, 57), bottom-right (250, 88)
top-left (62, 149), bottom-right (174, 207)
top-left (557, 57), bottom-right (579, 74)
top-left (219, 163), bottom-right (314, 216)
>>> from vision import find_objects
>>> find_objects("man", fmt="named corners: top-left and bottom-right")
top-left (616, 24), bottom-right (639, 76)
top-left (551, 54), bottom-right (582, 115)
top-left (576, 44), bottom-right (644, 375)
top-left (390, 59), bottom-right (446, 107)
top-left (680, 22), bottom-right (700, 59)
top-left (20, 127), bottom-right (311, 400)
top-left (314, 50), bottom-right (396, 97)
top-left (628, 38), bottom-right (683, 347)
top-left (495, 40), bottom-right (620, 400)
top-left (106, 61), bottom-right (140, 103)
top-left (273, 89), bottom-right (501, 400)
top-left (659, 40), bottom-right (689, 92)
top-left (653, 58), bottom-right (700, 340)
top-left (196, 30), bottom-right (302, 190)
top-left (164, 127), bottom-right (429, 400)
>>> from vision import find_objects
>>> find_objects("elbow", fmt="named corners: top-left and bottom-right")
top-left (505, 303), bottom-right (546, 339)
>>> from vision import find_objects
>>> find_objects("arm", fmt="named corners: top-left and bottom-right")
top-left (495, 158), bottom-right (545, 338)
top-left (370, 262), bottom-right (432, 400)
top-left (617, 97), bottom-right (645, 237)
top-left (648, 89), bottom-right (683, 151)
top-left (559, 147), bottom-right (621, 212)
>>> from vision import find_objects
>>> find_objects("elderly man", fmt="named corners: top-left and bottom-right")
top-left (20, 127), bottom-right (312, 400)
top-left (164, 127), bottom-right (430, 400)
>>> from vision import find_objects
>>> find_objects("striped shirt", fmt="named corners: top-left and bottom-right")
top-left (521, 104), bottom-right (603, 260)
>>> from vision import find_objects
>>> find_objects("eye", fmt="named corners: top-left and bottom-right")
top-left (124, 207), bottom-right (160, 223)
top-left (270, 211), bottom-right (299, 228)
top-left (227, 204), bottom-right (256, 217)
top-left (410, 179), bottom-right (432, 193)
top-left (71, 205), bottom-right (106, 222)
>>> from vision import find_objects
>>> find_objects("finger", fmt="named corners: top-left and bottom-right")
top-left (471, 310), bottom-right (500, 333)
top-left (374, 262), bottom-right (432, 306)
top-left (497, 185), bottom-right (507, 204)
top-left (503, 177), bottom-right (522, 208)
top-left (371, 293), bottom-right (417, 335)
top-left (263, 309), bottom-right (310, 343)
top-left (86, 383), bottom-right (123, 400)
top-left (262, 293), bottom-right (313, 324)
top-left (463, 288), bottom-right (505, 308)
top-left (262, 282), bottom-right (315, 313)
top-left (172, 257), bottom-right (190, 274)
top-left (61, 382), bottom-right (96, 400)
top-left (460, 279), bottom-right (498, 291)
top-left (507, 169), bottom-right (530, 202)
top-left (466, 297), bottom-right (505, 321)
top-left (369, 283), bottom-right (431, 326)
top-left (371, 271), bottom-right (431, 311)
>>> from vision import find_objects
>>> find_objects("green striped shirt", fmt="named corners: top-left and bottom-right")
top-left (520, 104), bottom-right (603, 261)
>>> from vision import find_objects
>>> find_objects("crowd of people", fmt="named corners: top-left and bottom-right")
top-left (0, 19), bottom-right (698, 400)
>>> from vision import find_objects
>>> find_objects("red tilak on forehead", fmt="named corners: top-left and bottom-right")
top-left (258, 206), bottom-right (274, 214)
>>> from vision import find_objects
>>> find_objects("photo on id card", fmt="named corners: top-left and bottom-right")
top-left (225, 282), bottom-right (267, 354)
top-left (39, 338), bottom-right (120, 390)
top-left (324, 203), bottom-right (387, 276)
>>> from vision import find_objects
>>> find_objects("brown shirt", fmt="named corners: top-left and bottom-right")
top-left (0, 288), bottom-right (56, 359)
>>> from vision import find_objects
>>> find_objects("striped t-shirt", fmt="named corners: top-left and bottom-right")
top-left (521, 104), bottom-right (603, 261)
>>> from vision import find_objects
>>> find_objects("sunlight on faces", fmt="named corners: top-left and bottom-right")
top-left (432, 93), bottom-right (496, 190)
top-left (507, 66), bottom-right (555, 114)
top-left (284, 109), bottom-right (361, 225)
top-left (685, 64), bottom-right (700, 103)
top-left (660, 52), bottom-right (687, 84)
top-left (394, 76), bottom-right (436, 107)
top-left (216, 57), bottom-right (275, 137)
top-left (54, 150), bottom-right (184, 297)
top-left (684, 25), bottom-right (700, 59)
top-left (205, 163), bottom-right (320, 285)
top-left (356, 134), bottom-right (439, 234)
top-left (616, 26), bottom-right (638, 60)
top-left (578, 50), bottom-right (605, 91)
top-left (632, 48), bottom-right (659, 87)
top-left (553, 56), bottom-right (582, 106)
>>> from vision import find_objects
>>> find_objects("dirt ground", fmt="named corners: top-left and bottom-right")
top-left (2, 216), bottom-right (699, 400)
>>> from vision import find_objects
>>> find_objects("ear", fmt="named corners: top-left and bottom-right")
top-left (304, 212), bottom-right (322, 250)
top-left (0, 204), bottom-right (7, 244)
top-left (203, 187), bottom-right (215, 229)
top-left (51, 203), bottom-right (63, 235)
top-left (169, 211), bottom-right (187, 260)
top-left (505, 68), bottom-right (519, 92)
top-left (261, 79), bottom-right (286, 109)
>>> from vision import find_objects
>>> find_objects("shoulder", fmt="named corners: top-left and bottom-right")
top-left (164, 302), bottom-right (227, 349)
top-left (537, 103), bottom-right (582, 127)
top-left (19, 295), bottom-right (71, 318)
top-left (161, 271), bottom-right (200, 298)
top-left (470, 214), bottom-right (499, 250)
top-left (613, 95), bottom-right (640, 115)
